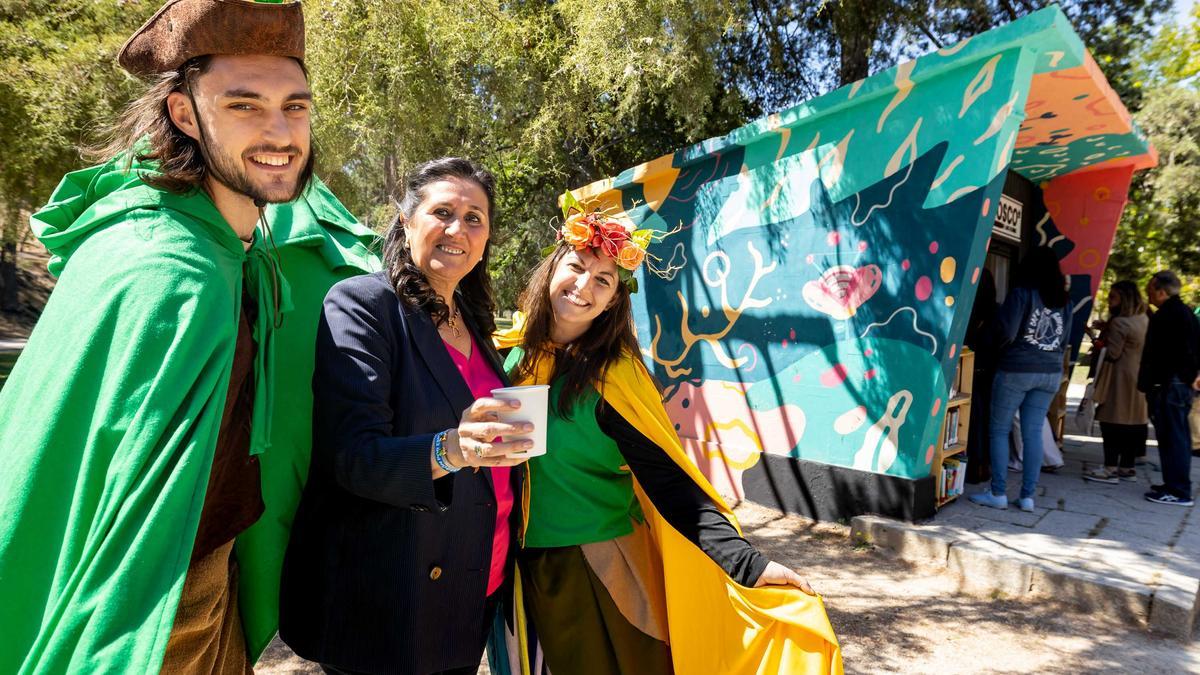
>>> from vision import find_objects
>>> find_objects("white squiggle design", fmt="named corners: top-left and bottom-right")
top-left (858, 306), bottom-right (938, 355)
top-left (659, 243), bottom-right (688, 281)
top-left (852, 390), bottom-right (913, 473)
top-left (930, 155), bottom-right (964, 190)
top-left (1014, 161), bottom-right (1069, 178)
top-left (974, 89), bottom-right (1021, 146)
top-left (736, 343), bottom-right (759, 374)
top-left (946, 184), bottom-right (980, 203)
top-left (1034, 212), bottom-right (1064, 247)
top-left (960, 54), bottom-right (1001, 118)
top-left (850, 157), bottom-right (915, 226)
top-left (1072, 295), bottom-right (1092, 316)
top-left (848, 80), bottom-right (864, 99)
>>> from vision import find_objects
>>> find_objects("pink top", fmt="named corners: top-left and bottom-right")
top-left (443, 332), bottom-right (513, 597)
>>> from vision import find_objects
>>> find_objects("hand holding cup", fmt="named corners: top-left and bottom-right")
top-left (443, 398), bottom-right (536, 469)
top-left (489, 385), bottom-right (550, 458)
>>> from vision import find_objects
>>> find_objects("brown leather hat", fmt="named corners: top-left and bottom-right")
top-left (118, 0), bottom-right (305, 78)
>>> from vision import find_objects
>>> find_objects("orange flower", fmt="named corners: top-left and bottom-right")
top-left (616, 242), bottom-right (646, 271)
top-left (561, 212), bottom-right (593, 248)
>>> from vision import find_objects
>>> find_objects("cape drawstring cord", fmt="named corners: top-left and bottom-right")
top-left (254, 201), bottom-right (286, 329)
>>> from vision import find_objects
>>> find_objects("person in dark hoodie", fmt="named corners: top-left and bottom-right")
top-left (1138, 270), bottom-right (1200, 507)
top-left (0, 1), bottom-right (379, 672)
top-left (964, 267), bottom-right (999, 484)
top-left (969, 247), bottom-right (1070, 513)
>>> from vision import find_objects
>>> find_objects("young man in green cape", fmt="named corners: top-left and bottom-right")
top-left (0, 1), bottom-right (380, 672)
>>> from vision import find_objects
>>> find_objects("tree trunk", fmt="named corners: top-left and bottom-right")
top-left (832, 0), bottom-right (885, 87)
top-left (0, 242), bottom-right (19, 312)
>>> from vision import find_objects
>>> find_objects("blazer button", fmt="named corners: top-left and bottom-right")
top-left (429, 566), bottom-right (443, 581)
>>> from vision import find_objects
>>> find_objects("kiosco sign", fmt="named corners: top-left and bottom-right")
top-left (993, 194), bottom-right (1022, 243)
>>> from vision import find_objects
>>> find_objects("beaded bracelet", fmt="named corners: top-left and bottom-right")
top-left (433, 430), bottom-right (460, 473)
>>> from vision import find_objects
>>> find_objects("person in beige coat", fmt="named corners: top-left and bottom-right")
top-left (1084, 281), bottom-right (1150, 483)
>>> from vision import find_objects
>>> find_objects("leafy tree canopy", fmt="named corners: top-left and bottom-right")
top-left (0, 0), bottom-right (155, 227)
top-left (303, 0), bottom-right (751, 306)
top-left (0, 0), bottom-right (1186, 309)
top-left (721, 0), bottom-right (1172, 116)
top-left (1106, 5), bottom-right (1200, 302)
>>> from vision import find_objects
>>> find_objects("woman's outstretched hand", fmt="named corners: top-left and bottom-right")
top-left (754, 561), bottom-right (816, 595)
top-left (443, 397), bottom-right (535, 470)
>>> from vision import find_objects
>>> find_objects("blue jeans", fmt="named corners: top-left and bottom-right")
top-left (988, 370), bottom-right (1061, 499)
top-left (1147, 378), bottom-right (1195, 499)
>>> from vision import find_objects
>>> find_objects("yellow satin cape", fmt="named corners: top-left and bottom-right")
top-left (495, 322), bottom-right (843, 675)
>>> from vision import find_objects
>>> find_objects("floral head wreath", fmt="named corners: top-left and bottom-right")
top-left (544, 190), bottom-right (681, 293)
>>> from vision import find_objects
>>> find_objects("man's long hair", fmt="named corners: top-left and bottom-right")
top-left (90, 56), bottom-right (314, 195)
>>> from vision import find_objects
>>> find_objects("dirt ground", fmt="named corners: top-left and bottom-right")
top-left (257, 501), bottom-right (1200, 674)
top-left (0, 243), bottom-right (53, 339)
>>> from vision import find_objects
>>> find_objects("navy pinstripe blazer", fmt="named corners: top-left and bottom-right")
top-left (279, 271), bottom-right (518, 674)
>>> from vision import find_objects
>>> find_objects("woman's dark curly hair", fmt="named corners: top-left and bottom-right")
top-left (382, 157), bottom-right (498, 338)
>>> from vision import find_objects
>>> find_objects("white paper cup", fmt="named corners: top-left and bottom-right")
top-left (490, 384), bottom-right (550, 457)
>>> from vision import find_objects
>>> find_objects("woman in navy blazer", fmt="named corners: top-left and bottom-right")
top-left (280, 158), bottom-right (531, 674)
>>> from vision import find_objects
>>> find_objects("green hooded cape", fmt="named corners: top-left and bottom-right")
top-left (0, 155), bottom-right (380, 674)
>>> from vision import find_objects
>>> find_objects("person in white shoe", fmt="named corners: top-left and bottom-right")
top-left (969, 248), bottom-right (1070, 513)
top-left (1083, 281), bottom-right (1149, 485)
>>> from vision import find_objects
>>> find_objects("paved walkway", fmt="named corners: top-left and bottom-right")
top-left (854, 385), bottom-right (1200, 639)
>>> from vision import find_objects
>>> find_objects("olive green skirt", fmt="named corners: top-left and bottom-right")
top-left (520, 544), bottom-right (672, 675)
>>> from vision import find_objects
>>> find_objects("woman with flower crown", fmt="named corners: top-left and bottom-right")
top-left (490, 195), bottom-right (843, 675)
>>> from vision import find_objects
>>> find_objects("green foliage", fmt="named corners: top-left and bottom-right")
top-left (304, 0), bottom-right (743, 308)
top-left (1136, 5), bottom-right (1200, 87)
top-left (720, 0), bottom-right (1173, 115)
top-left (1106, 7), bottom-right (1200, 304)
top-left (0, 1), bottom-right (155, 243)
top-left (0, 0), bottom-right (1189, 311)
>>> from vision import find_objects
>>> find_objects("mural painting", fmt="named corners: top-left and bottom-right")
top-left (569, 7), bottom-right (1156, 507)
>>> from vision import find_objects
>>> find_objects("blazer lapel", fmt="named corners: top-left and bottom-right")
top-left (408, 301), bottom-right (507, 496)
top-left (404, 303), bottom-right (475, 421)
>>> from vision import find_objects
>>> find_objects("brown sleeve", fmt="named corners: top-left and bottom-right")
top-left (1104, 318), bottom-right (1130, 361)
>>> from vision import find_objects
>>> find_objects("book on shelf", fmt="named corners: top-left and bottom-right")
top-left (941, 457), bottom-right (969, 500)
top-left (943, 408), bottom-right (961, 448)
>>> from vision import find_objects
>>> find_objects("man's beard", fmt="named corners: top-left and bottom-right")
top-left (200, 129), bottom-right (314, 205)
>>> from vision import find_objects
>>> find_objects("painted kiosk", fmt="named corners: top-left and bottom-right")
top-left (568, 7), bottom-right (1156, 521)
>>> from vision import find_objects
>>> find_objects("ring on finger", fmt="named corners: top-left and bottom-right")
top-left (473, 445), bottom-right (485, 459)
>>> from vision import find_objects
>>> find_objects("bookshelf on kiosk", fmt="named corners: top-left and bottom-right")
top-left (934, 348), bottom-right (973, 508)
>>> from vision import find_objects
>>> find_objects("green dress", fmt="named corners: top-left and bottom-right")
top-left (0, 155), bottom-right (379, 674)
top-left (523, 382), bottom-right (641, 548)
